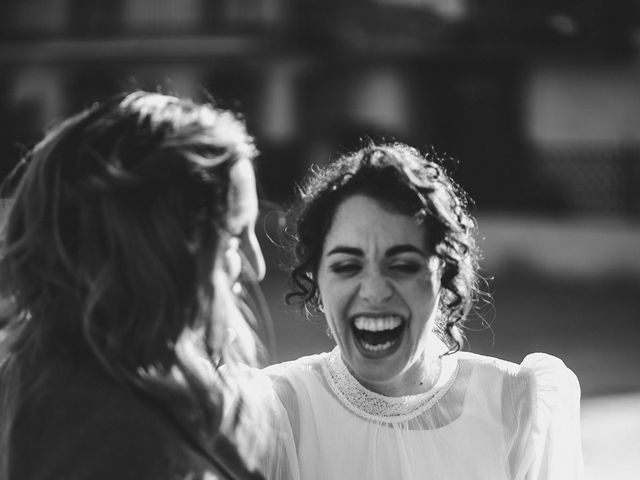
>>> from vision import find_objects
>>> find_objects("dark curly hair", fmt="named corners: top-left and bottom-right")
top-left (286, 142), bottom-right (481, 353)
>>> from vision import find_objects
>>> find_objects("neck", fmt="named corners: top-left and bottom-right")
top-left (359, 336), bottom-right (447, 397)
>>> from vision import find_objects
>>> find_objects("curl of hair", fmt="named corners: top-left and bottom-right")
top-left (286, 142), bottom-right (481, 353)
top-left (0, 91), bottom-right (264, 467)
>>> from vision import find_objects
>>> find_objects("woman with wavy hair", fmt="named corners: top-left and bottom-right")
top-left (264, 143), bottom-right (584, 479)
top-left (0, 91), bottom-right (269, 480)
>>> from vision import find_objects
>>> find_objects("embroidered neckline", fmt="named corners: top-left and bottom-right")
top-left (321, 347), bottom-right (458, 422)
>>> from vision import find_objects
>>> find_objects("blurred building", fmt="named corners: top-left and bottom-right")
top-left (1, 0), bottom-right (640, 214)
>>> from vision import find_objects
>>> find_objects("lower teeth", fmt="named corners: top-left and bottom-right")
top-left (362, 340), bottom-right (394, 352)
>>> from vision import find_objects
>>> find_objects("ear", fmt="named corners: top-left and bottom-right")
top-left (428, 255), bottom-right (443, 289)
top-left (428, 255), bottom-right (443, 272)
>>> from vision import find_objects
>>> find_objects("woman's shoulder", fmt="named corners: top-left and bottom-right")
top-left (6, 354), bottom-right (215, 480)
top-left (13, 353), bottom-right (180, 441)
top-left (458, 350), bottom-right (577, 382)
top-left (517, 352), bottom-right (581, 410)
top-left (463, 353), bottom-right (585, 477)
top-left (261, 351), bottom-right (334, 408)
top-left (263, 350), bottom-right (330, 379)
top-left (458, 350), bottom-right (581, 413)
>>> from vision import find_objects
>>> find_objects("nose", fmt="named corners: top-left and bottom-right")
top-left (358, 269), bottom-right (392, 304)
top-left (244, 230), bottom-right (266, 281)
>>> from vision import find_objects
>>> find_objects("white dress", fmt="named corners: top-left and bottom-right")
top-left (261, 347), bottom-right (584, 480)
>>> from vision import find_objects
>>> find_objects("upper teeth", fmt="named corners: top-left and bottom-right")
top-left (354, 316), bottom-right (402, 332)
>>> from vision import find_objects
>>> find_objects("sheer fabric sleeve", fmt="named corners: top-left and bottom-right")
top-left (509, 353), bottom-right (584, 480)
top-left (256, 370), bottom-right (301, 480)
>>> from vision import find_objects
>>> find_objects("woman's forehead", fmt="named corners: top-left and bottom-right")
top-left (324, 194), bottom-right (428, 249)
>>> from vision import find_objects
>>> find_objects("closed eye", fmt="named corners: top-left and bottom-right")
top-left (388, 262), bottom-right (422, 274)
top-left (329, 261), bottom-right (362, 275)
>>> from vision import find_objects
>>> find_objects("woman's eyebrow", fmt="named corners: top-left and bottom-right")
top-left (326, 246), bottom-right (363, 257)
top-left (386, 245), bottom-right (425, 257)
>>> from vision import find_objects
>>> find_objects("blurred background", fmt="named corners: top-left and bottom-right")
top-left (1, 0), bottom-right (639, 477)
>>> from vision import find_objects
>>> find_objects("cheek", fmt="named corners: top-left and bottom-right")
top-left (318, 271), bottom-right (351, 308)
top-left (318, 277), bottom-right (351, 332)
top-left (407, 274), bottom-right (440, 314)
top-left (323, 307), bottom-right (351, 351)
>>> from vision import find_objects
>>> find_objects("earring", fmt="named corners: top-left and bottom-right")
top-left (317, 295), bottom-right (325, 313)
top-left (325, 327), bottom-right (334, 340)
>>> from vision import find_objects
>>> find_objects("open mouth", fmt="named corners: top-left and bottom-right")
top-left (351, 315), bottom-right (405, 355)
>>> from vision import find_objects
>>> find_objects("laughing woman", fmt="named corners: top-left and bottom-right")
top-left (264, 143), bottom-right (584, 479)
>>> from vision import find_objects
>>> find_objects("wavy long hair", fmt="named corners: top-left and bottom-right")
top-left (286, 142), bottom-right (482, 353)
top-left (0, 91), bottom-right (264, 473)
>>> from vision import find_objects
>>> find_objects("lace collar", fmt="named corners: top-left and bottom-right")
top-left (321, 346), bottom-right (458, 422)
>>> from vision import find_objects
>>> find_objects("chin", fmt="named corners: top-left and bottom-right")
top-left (343, 336), bottom-right (412, 387)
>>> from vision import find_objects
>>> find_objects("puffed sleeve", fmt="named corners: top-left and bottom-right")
top-left (513, 353), bottom-right (585, 480)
